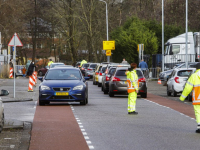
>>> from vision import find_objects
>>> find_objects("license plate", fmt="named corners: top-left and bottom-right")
top-left (56, 92), bottom-right (69, 96)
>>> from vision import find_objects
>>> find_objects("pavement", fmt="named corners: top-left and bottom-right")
top-left (0, 76), bottom-right (39, 150)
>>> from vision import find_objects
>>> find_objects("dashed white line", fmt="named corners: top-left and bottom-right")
top-left (34, 101), bottom-right (37, 108)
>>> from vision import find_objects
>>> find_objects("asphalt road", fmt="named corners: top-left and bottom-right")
top-left (71, 80), bottom-right (200, 150)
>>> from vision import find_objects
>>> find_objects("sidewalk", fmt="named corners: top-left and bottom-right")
top-left (0, 77), bottom-right (39, 103)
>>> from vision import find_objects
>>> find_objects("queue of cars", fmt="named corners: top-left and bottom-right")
top-left (91, 62), bottom-right (148, 98)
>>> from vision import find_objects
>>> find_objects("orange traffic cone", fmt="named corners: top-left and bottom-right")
top-left (34, 71), bottom-right (37, 84)
top-left (158, 79), bottom-right (161, 84)
top-left (32, 73), bottom-right (36, 87)
top-left (9, 68), bottom-right (13, 78)
top-left (28, 76), bottom-right (34, 92)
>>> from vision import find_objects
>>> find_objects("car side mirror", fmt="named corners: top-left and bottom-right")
top-left (0, 89), bottom-right (9, 96)
top-left (38, 77), bottom-right (43, 82)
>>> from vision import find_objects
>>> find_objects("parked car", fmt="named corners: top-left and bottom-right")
top-left (85, 63), bottom-right (100, 78)
top-left (49, 62), bottom-right (65, 68)
top-left (80, 63), bottom-right (91, 76)
top-left (75, 61), bottom-right (81, 68)
top-left (159, 62), bottom-right (198, 86)
top-left (38, 66), bottom-right (49, 76)
top-left (38, 67), bottom-right (89, 106)
top-left (109, 67), bottom-right (147, 98)
top-left (0, 89), bottom-right (9, 133)
top-left (166, 68), bottom-right (196, 97)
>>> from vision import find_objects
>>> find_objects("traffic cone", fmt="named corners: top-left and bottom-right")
top-left (28, 76), bottom-right (34, 92)
top-left (32, 73), bottom-right (36, 87)
top-left (9, 68), bottom-right (13, 78)
top-left (158, 79), bottom-right (161, 84)
top-left (34, 71), bottom-right (37, 84)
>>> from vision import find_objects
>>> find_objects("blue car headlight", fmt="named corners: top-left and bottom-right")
top-left (41, 85), bottom-right (51, 90)
top-left (73, 85), bottom-right (83, 90)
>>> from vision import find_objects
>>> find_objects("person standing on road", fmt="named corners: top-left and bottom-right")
top-left (27, 62), bottom-right (36, 76)
top-left (139, 59), bottom-right (148, 77)
top-left (126, 63), bottom-right (139, 115)
top-left (180, 63), bottom-right (200, 133)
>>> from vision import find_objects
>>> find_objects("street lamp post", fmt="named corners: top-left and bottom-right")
top-left (162, 0), bottom-right (164, 72)
top-left (99, 0), bottom-right (110, 62)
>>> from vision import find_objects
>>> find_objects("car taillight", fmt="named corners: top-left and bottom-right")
top-left (96, 72), bottom-right (99, 75)
top-left (138, 77), bottom-right (146, 82)
top-left (81, 68), bottom-right (85, 70)
top-left (112, 77), bottom-right (120, 81)
top-left (106, 76), bottom-right (110, 81)
top-left (99, 73), bottom-right (102, 76)
top-left (88, 68), bottom-right (92, 70)
top-left (174, 77), bottom-right (180, 83)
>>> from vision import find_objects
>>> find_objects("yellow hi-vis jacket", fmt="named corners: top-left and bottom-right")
top-left (48, 61), bottom-right (53, 66)
top-left (180, 69), bottom-right (200, 105)
top-left (80, 60), bottom-right (87, 67)
top-left (126, 70), bottom-right (139, 93)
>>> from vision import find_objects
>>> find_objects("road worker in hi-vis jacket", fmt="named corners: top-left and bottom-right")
top-left (180, 63), bottom-right (200, 133)
top-left (126, 63), bottom-right (139, 115)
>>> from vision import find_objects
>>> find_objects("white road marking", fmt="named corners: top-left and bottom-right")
top-left (34, 101), bottom-right (37, 108)
top-left (87, 141), bottom-right (92, 144)
top-left (82, 132), bottom-right (87, 135)
top-left (89, 145), bottom-right (94, 149)
top-left (84, 136), bottom-right (89, 139)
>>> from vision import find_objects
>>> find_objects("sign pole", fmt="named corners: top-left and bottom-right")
top-left (13, 33), bottom-right (16, 98)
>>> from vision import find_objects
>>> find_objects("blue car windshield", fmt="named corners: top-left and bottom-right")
top-left (45, 69), bottom-right (82, 80)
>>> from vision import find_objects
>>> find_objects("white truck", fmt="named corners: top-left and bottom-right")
top-left (164, 32), bottom-right (200, 69)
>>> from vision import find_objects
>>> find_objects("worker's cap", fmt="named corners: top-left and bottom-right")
top-left (196, 63), bottom-right (200, 69)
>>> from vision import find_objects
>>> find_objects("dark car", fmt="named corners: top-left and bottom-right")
top-left (38, 66), bottom-right (49, 76)
top-left (85, 63), bottom-right (100, 78)
top-left (38, 67), bottom-right (89, 105)
top-left (102, 63), bottom-right (130, 94)
top-left (109, 67), bottom-right (147, 98)
top-left (80, 63), bottom-right (91, 76)
top-left (102, 66), bottom-right (117, 94)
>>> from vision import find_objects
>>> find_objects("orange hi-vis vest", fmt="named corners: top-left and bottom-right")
top-left (126, 70), bottom-right (139, 93)
top-left (180, 69), bottom-right (200, 105)
top-left (127, 79), bottom-right (139, 93)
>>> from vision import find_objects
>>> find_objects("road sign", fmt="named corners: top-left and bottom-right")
top-left (106, 50), bottom-right (111, 56)
top-left (8, 33), bottom-right (23, 47)
top-left (103, 41), bottom-right (115, 50)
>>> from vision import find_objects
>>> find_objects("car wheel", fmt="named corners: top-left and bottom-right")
top-left (80, 98), bottom-right (86, 105)
top-left (167, 86), bottom-right (171, 96)
top-left (0, 112), bottom-right (4, 133)
top-left (98, 83), bottom-right (101, 87)
top-left (38, 71), bottom-right (43, 76)
top-left (39, 100), bottom-right (45, 106)
top-left (104, 87), bottom-right (108, 94)
top-left (101, 85), bottom-right (104, 91)
top-left (188, 94), bottom-right (192, 102)
top-left (141, 93), bottom-right (147, 98)
top-left (109, 91), bottom-right (114, 97)
top-left (93, 80), bottom-right (95, 85)
top-left (172, 87), bottom-right (177, 97)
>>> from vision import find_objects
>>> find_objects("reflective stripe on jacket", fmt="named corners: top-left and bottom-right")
top-left (126, 70), bottom-right (139, 93)
top-left (180, 69), bottom-right (200, 105)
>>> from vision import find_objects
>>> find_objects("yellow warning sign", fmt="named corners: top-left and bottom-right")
top-left (106, 50), bottom-right (111, 56)
top-left (103, 41), bottom-right (115, 50)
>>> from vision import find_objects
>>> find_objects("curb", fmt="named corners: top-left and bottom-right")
top-left (2, 99), bottom-right (33, 103)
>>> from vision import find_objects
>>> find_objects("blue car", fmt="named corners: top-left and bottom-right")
top-left (38, 67), bottom-right (89, 105)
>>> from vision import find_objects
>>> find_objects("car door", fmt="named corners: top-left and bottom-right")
top-left (167, 70), bottom-right (176, 91)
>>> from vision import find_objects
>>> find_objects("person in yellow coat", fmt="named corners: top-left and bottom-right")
top-left (180, 63), bottom-right (200, 133)
top-left (80, 60), bottom-right (87, 67)
top-left (126, 63), bottom-right (139, 115)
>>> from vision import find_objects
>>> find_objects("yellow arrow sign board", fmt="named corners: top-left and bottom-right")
top-left (106, 50), bottom-right (111, 56)
top-left (103, 41), bottom-right (115, 50)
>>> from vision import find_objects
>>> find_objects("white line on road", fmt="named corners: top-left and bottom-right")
top-left (34, 101), bottom-right (37, 108)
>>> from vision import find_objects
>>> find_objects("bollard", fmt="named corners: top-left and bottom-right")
top-left (9, 68), bottom-right (13, 78)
